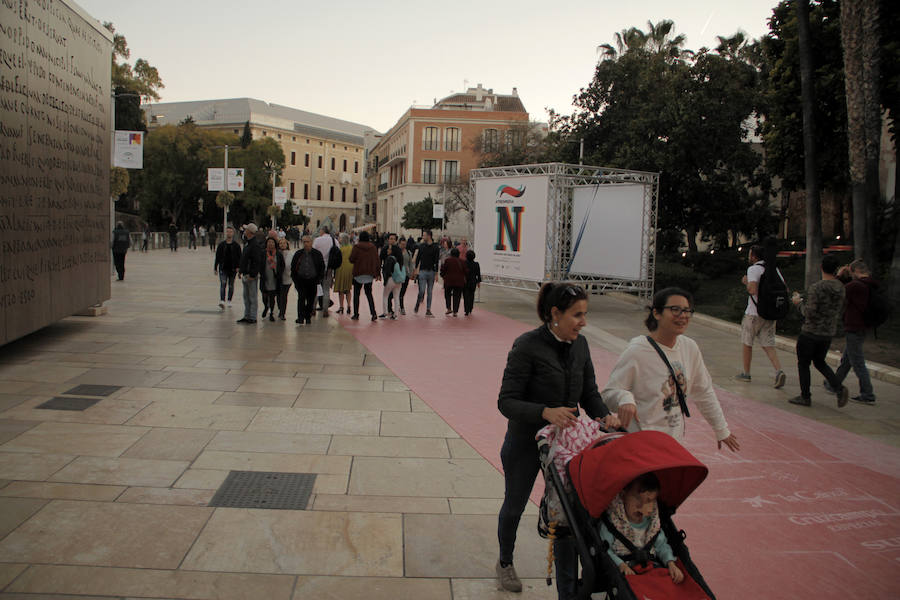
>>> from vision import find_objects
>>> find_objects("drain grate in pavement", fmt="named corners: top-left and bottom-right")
top-left (37, 397), bottom-right (102, 411)
top-left (186, 309), bottom-right (226, 314)
top-left (63, 384), bottom-right (122, 397)
top-left (209, 471), bottom-right (316, 510)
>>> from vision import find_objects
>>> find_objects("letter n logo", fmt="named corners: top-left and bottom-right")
top-left (495, 206), bottom-right (524, 251)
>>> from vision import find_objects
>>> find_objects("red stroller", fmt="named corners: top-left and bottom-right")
top-left (538, 428), bottom-right (716, 599)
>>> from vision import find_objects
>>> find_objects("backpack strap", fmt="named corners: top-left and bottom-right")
top-left (645, 336), bottom-right (690, 418)
top-left (600, 512), bottom-right (660, 567)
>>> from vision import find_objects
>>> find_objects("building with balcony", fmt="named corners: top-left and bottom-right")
top-left (368, 84), bottom-right (529, 237)
top-left (143, 98), bottom-right (376, 232)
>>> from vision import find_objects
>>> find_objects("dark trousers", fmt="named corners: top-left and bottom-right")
top-left (113, 252), bottom-right (126, 280)
top-left (444, 286), bottom-right (462, 313)
top-left (169, 236), bottom-right (177, 251)
top-left (353, 280), bottom-right (376, 317)
top-left (463, 287), bottom-right (476, 314)
top-left (295, 279), bottom-right (317, 322)
top-left (262, 288), bottom-right (277, 316)
top-left (219, 270), bottom-right (236, 301)
top-left (398, 277), bottom-right (410, 310)
top-left (797, 333), bottom-right (841, 398)
top-left (498, 428), bottom-right (577, 600)
top-left (277, 283), bottom-right (290, 317)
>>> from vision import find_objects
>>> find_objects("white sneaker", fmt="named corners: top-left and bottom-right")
top-left (226, 301), bottom-right (232, 307)
top-left (219, 301), bottom-right (225, 310)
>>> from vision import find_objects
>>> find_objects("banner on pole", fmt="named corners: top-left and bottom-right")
top-left (227, 168), bottom-right (244, 191)
top-left (207, 168), bottom-right (224, 191)
top-left (292, 204), bottom-right (301, 215)
top-left (274, 187), bottom-right (287, 206)
top-left (113, 131), bottom-right (143, 169)
top-left (306, 208), bottom-right (314, 216)
top-left (432, 204), bottom-right (444, 219)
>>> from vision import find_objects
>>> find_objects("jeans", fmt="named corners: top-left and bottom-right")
top-left (241, 277), bottom-right (258, 320)
top-left (834, 330), bottom-right (875, 401)
top-left (796, 334), bottom-right (841, 399)
top-left (219, 270), bottom-right (236, 301)
top-left (498, 428), bottom-right (577, 600)
top-left (416, 270), bottom-right (435, 310)
top-left (353, 280), bottom-right (377, 317)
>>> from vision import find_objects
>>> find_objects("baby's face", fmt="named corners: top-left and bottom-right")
top-left (624, 489), bottom-right (659, 523)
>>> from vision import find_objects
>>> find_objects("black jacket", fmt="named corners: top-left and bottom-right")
top-left (111, 227), bottom-right (130, 254)
top-left (464, 260), bottom-right (481, 290)
top-left (290, 248), bottom-right (325, 285)
top-left (239, 236), bottom-right (265, 278)
top-left (215, 240), bottom-right (242, 274)
top-left (260, 250), bottom-right (286, 291)
top-left (498, 325), bottom-right (609, 436)
top-left (414, 242), bottom-right (440, 271)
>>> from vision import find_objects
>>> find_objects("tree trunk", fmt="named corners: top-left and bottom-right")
top-left (685, 226), bottom-right (698, 253)
top-left (841, 0), bottom-right (881, 270)
top-left (797, 0), bottom-right (822, 287)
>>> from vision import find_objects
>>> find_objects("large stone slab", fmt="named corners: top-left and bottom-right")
top-left (235, 375), bottom-right (304, 396)
top-left (0, 452), bottom-right (75, 481)
top-left (292, 576), bottom-right (451, 600)
top-left (0, 500), bottom-right (212, 569)
top-left (294, 389), bottom-right (410, 411)
top-left (0, 481), bottom-right (125, 501)
top-left (192, 450), bottom-right (351, 475)
top-left (207, 431), bottom-right (331, 455)
top-left (182, 508), bottom-right (403, 576)
top-left (247, 407), bottom-right (381, 436)
top-left (0, 497), bottom-right (49, 538)
top-left (126, 400), bottom-right (259, 430)
top-left (328, 435), bottom-right (450, 458)
top-left (156, 372), bottom-right (249, 392)
top-left (349, 457), bottom-right (505, 498)
top-left (49, 456), bottom-right (189, 487)
top-left (122, 428), bottom-right (215, 461)
top-left (380, 412), bottom-right (460, 438)
top-left (0, 422), bottom-right (149, 457)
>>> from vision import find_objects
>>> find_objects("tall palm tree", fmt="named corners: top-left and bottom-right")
top-left (797, 0), bottom-right (823, 286)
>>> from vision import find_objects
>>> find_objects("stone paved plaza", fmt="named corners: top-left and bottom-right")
top-left (0, 248), bottom-right (897, 599)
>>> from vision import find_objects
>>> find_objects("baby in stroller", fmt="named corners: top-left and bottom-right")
top-left (598, 472), bottom-right (684, 584)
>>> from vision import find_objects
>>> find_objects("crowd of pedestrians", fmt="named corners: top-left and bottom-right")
top-left (215, 225), bottom-right (481, 326)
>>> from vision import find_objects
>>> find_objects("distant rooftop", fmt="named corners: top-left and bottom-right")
top-left (432, 84), bottom-right (526, 113)
top-left (142, 98), bottom-right (377, 145)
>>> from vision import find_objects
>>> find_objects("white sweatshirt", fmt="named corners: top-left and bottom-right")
top-left (602, 335), bottom-right (731, 441)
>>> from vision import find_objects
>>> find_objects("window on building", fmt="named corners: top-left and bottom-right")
top-left (343, 159), bottom-right (347, 172)
top-left (305, 153), bottom-right (310, 167)
top-left (443, 160), bottom-right (459, 183)
top-left (233, 129), bottom-right (239, 134)
top-left (318, 156), bottom-right (323, 168)
top-left (290, 152), bottom-right (296, 165)
top-left (277, 133), bottom-right (282, 139)
top-left (353, 189), bottom-right (358, 203)
top-left (330, 186), bottom-right (335, 201)
top-left (290, 182), bottom-right (295, 198)
top-left (422, 160), bottom-right (437, 184)
top-left (292, 136), bottom-right (296, 141)
top-left (354, 161), bottom-right (359, 173)
top-left (506, 129), bottom-right (523, 151)
top-left (483, 129), bottom-right (499, 153)
top-left (423, 127), bottom-right (439, 151)
top-left (445, 127), bottom-right (460, 151)
top-left (331, 157), bottom-right (335, 170)
top-left (372, 203), bottom-right (377, 218)
top-left (316, 185), bottom-right (322, 200)
top-left (262, 130), bottom-right (267, 136)
top-left (304, 183), bottom-right (309, 199)
top-left (341, 188), bottom-right (346, 202)
top-left (365, 204), bottom-right (369, 216)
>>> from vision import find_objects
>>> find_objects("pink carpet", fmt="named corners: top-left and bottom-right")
top-left (339, 287), bottom-right (900, 598)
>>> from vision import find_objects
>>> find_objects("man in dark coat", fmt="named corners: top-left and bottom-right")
top-left (111, 221), bottom-right (130, 280)
top-left (290, 234), bottom-right (325, 325)
top-left (237, 223), bottom-right (264, 324)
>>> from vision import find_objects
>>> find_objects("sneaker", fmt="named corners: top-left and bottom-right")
top-left (445, 310), bottom-right (453, 315)
top-left (219, 301), bottom-right (225, 310)
top-left (269, 315), bottom-right (275, 322)
top-left (733, 373), bottom-right (751, 383)
top-left (305, 319), bottom-right (311, 325)
top-left (236, 318), bottom-right (249, 323)
top-left (850, 396), bottom-right (876, 405)
top-left (837, 386), bottom-right (849, 408)
top-left (788, 395), bottom-right (811, 406)
top-left (823, 380), bottom-right (836, 393)
top-left (378, 313), bottom-right (387, 319)
top-left (351, 314), bottom-right (359, 321)
top-left (496, 560), bottom-right (522, 593)
top-left (226, 301), bottom-right (232, 307)
top-left (774, 370), bottom-right (786, 389)
top-left (414, 301), bottom-right (420, 314)
top-left (400, 308), bottom-right (406, 315)
top-left (425, 310), bottom-right (434, 317)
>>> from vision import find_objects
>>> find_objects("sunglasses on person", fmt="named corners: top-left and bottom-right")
top-left (664, 305), bottom-right (695, 317)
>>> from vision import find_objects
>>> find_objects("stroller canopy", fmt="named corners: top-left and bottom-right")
top-left (569, 430), bottom-right (708, 518)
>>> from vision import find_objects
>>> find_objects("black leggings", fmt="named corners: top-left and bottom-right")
top-left (353, 280), bottom-right (376, 317)
top-left (797, 333), bottom-right (841, 398)
top-left (262, 288), bottom-right (277, 315)
top-left (277, 284), bottom-right (291, 317)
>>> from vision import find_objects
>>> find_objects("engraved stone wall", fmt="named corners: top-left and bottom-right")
top-left (0, 0), bottom-right (112, 345)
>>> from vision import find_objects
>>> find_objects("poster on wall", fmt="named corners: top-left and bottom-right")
top-left (569, 183), bottom-right (646, 279)
top-left (113, 131), bottom-right (144, 169)
top-left (474, 176), bottom-right (549, 282)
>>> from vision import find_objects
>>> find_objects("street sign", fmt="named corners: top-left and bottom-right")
top-left (114, 130), bottom-right (144, 169)
top-left (274, 187), bottom-right (287, 204)
top-left (349, 215), bottom-right (356, 225)
top-left (433, 204), bottom-right (444, 219)
top-left (227, 168), bottom-right (244, 191)
top-left (306, 208), bottom-right (314, 216)
top-left (207, 168), bottom-right (224, 191)
top-left (292, 204), bottom-right (301, 215)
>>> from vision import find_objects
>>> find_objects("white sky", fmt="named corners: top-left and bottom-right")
top-left (76, 0), bottom-right (779, 133)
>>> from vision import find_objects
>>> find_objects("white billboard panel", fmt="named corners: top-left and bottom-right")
top-left (207, 168), bottom-right (224, 191)
top-left (570, 183), bottom-right (645, 279)
top-left (274, 187), bottom-right (287, 204)
top-left (474, 175), bottom-right (549, 282)
top-left (113, 130), bottom-right (143, 169)
top-left (227, 168), bottom-right (245, 191)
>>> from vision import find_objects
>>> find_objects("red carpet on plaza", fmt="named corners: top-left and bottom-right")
top-left (339, 286), bottom-right (900, 598)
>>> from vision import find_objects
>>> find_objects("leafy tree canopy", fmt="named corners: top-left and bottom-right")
top-left (105, 22), bottom-right (164, 132)
top-left (401, 195), bottom-right (443, 232)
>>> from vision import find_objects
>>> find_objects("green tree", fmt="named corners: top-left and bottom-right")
top-left (240, 121), bottom-right (253, 149)
top-left (104, 22), bottom-right (164, 131)
top-left (401, 196), bottom-right (442, 232)
top-left (472, 121), bottom-right (550, 168)
top-left (225, 137), bottom-right (285, 225)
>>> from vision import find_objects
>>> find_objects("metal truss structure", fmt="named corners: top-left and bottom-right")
top-left (470, 163), bottom-right (659, 303)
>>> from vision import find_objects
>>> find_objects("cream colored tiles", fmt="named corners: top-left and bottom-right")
top-left (447, 438), bottom-right (483, 459)
top-left (0, 422), bottom-right (150, 457)
top-left (49, 456), bottom-right (189, 487)
top-left (0, 396), bottom-right (151, 426)
top-left (122, 428), bottom-right (215, 461)
top-left (0, 500), bottom-right (212, 569)
top-left (0, 419), bottom-right (39, 444)
top-left (207, 431), bottom-right (331, 455)
top-left (0, 481), bottom-right (125, 501)
top-left (380, 412), bottom-right (460, 437)
top-left (328, 435), bottom-right (449, 458)
top-left (0, 364), bottom-right (89, 383)
top-left (67, 367), bottom-right (173, 388)
top-left (312, 494), bottom-right (450, 514)
top-left (181, 508), bottom-right (403, 577)
top-left (302, 377), bottom-right (385, 392)
top-left (6, 564), bottom-right (296, 600)
top-left (247, 407), bottom-right (381, 436)
top-left (275, 351), bottom-right (361, 366)
top-left (173, 468), bottom-right (228, 490)
top-left (0, 452), bottom-right (74, 480)
top-left (156, 372), bottom-right (249, 392)
top-left (451, 578), bottom-right (558, 599)
top-left (215, 391), bottom-right (298, 407)
top-left (322, 364), bottom-right (395, 376)
top-left (191, 450), bottom-right (350, 475)
top-left (126, 400), bottom-right (259, 430)
top-left (116, 486), bottom-right (214, 506)
top-left (292, 576), bottom-right (451, 600)
top-left (294, 389), bottom-right (411, 411)
top-left (235, 375), bottom-right (305, 395)
top-left (0, 497), bottom-right (49, 538)
top-left (118, 387), bottom-right (223, 404)
top-left (349, 457), bottom-right (505, 498)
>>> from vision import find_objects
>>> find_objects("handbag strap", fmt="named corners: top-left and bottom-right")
top-left (645, 336), bottom-right (690, 418)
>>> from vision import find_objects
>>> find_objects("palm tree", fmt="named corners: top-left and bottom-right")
top-left (797, 0), bottom-right (823, 287)
top-left (597, 20), bottom-right (691, 62)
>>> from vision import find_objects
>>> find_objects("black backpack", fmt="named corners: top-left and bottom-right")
top-left (862, 280), bottom-right (890, 328)
top-left (326, 236), bottom-right (342, 270)
top-left (751, 263), bottom-right (790, 320)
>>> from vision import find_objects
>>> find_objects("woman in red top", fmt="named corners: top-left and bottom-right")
top-left (440, 247), bottom-right (468, 316)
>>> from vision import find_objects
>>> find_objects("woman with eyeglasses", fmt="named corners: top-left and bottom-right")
top-left (496, 282), bottom-right (620, 598)
top-left (602, 287), bottom-right (740, 451)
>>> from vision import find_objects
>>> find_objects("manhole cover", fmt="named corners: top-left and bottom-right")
top-left (209, 471), bottom-right (316, 510)
top-left (185, 309), bottom-right (226, 314)
top-left (37, 397), bottom-right (101, 411)
top-left (64, 385), bottom-right (122, 397)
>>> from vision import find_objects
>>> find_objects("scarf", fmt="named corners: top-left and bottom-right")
top-left (606, 492), bottom-right (661, 560)
top-left (266, 246), bottom-right (277, 271)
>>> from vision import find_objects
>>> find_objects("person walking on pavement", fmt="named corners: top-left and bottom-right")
top-left (260, 237), bottom-right (284, 322)
top-left (463, 249), bottom-right (482, 316)
top-left (734, 244), bottom-right (787, 388)
top-left (189, 225), bottom-right (198, 250)
top-left (830, 259), bottom-right (879, 405)
top-left (290, 235), bottom-right (325, 325)
top-left (111, 221), bottom-right (130, 281)
top-left (413, 229), bottom-right (439, 317)
top-left (788, 254), bottom-right (849, 407)
top-left (168, 221), bottom-right (178, 252)
top-left (379, 233), bottom-right (403, 317)
top-left (313, 226), bottom-right (337, 316)
top-left (237, 223), bottom-right (264, 324)
top-left (440, 247), bottom-right (467, 316)
top-left (349, 231), bottom-right (380, 322)
top-left (141, 223), bottom-right (150, 252)
top-left (214, 226), bottom-right (241, 309)
top-left (276, 237), bottom-right (294, 320)
top-left (396, 238), bottom-right (413, 315)
top-left (333, 233), bottom-right (354, 315)
top-left (208, 225), bottom-right (217, 252)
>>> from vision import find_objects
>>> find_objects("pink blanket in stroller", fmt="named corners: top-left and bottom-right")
top-left (537, 416), bottom-right (621, 485)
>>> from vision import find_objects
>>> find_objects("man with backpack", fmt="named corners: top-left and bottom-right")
top-left (734, 243), bottom-right (787, 388)
top-left (313, 226), bottom-right (340, 317)
top-left (829, 259), bottom-right (882, 405)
